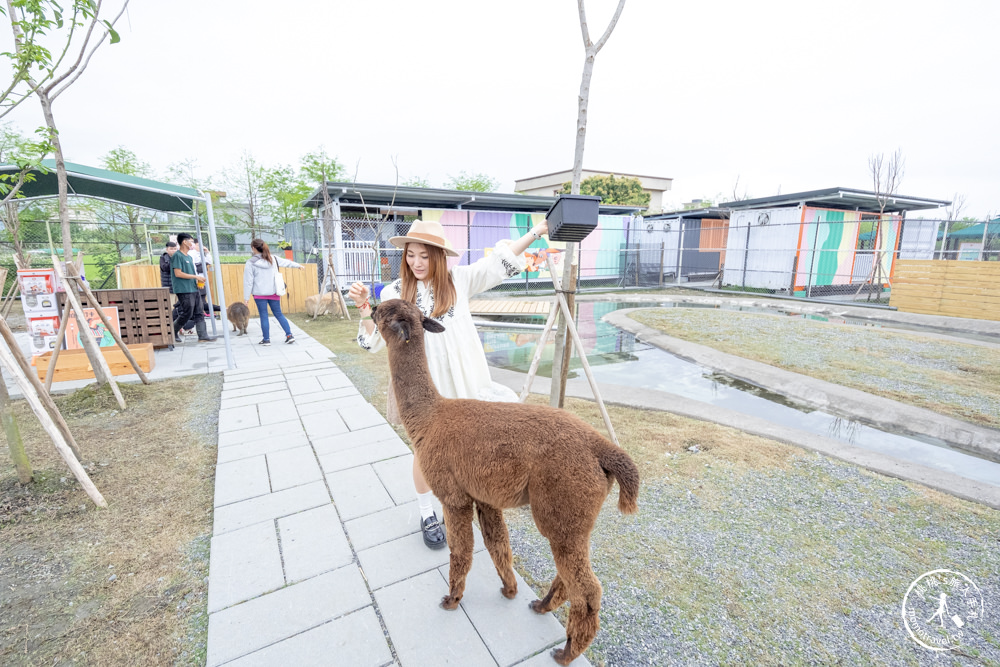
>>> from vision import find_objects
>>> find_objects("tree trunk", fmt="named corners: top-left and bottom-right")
top-left (0, 376), bottom-right (33, 484)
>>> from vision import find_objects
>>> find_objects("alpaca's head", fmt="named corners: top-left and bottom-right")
top-left (371, 298), bottom-right (445, 346)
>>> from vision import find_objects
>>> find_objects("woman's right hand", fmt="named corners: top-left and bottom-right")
top-left (348, 282), bottom-right (370, 307)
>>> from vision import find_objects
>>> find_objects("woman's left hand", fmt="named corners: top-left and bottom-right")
top-left (533, 221), bottom-right (549, 238)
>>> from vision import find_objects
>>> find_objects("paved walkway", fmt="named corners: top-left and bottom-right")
top-left (205, 319), bottom-right (584, 667)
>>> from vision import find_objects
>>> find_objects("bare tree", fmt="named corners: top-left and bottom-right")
top-left (551, 0), bottom-right (628, 409)
top-left (856, 149), bottom-right (904, 299)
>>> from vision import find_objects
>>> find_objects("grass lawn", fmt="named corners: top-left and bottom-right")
top-left (0, 375), bottom-right (220, 666)
top-left (630, 308), bottom-right (1000, 430)
top-left (294, 311), bottom-right (1000, 666)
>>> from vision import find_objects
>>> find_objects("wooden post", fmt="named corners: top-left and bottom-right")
top-left (519, 302), bottom-right (559, 402)
top-left (556, 262), bottom-right (578, 408)
top-left (0, 375), bottom-right (32, 484)
top-left (43, 304), bottom-right (72, 392)
top-left (0, 341), bottom-right (107, 507)
top-left (52, 259), bottom-right (126, 410)
top-left (546, 254), bottom-right (618, 445)
top-left (74, 275), bottom-right (150, 384)
top-left (1, 277), bottom-right (20, 318)
top-left (0, 317), bottom-right (84, 461)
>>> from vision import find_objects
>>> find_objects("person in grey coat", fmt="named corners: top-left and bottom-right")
top-left (243, 239), bottom-right (303, 345)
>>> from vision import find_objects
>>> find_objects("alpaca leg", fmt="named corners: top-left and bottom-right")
top-left (549, 542), bottom-right (603, 666)
top-left (529, 573), bottom-right (567, 614)
top-left (440, 501), bottom-right (475, 610)
top-left (475, 503), bottom-right (517, 599)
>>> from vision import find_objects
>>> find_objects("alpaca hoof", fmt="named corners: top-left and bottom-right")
top-left (440, 595), bottom-right (460, 610)
top-left (500, 584), bottom-right (517, 599)
top-left (529, 599), bottom-right (546, 614)
top-left (550, 647), bottom-right (573, 665)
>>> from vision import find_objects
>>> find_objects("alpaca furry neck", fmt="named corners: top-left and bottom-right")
top-left (386, 331), bottom-right (442, 433)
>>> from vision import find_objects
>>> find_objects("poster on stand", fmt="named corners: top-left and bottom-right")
top-left (65, 307), bottom-right (120, 350)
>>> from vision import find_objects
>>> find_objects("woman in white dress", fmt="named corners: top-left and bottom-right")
top-left (349, 218), bottom-right (548, 549)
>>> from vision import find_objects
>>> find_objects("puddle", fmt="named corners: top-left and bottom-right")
top-left (476, 302), bottom-right (1000, 488)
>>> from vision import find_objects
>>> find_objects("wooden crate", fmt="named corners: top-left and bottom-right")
top-left (58, 288), bottom-right (175, 347)
top-left (35, 343), bottom-right (156, 382)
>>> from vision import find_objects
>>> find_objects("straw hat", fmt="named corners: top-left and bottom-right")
top-left (389, 219), bottom-right (459, 257)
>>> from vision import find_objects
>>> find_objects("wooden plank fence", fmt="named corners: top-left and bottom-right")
top-left (890, 260), bottom-right (1000, 321)
top-left (117, 263), bottom-right (319, 316)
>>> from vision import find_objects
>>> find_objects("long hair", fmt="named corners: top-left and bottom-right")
top-left (399, 243), bottom-right (455, 318)
top-left (251, 238), bottom-right (273, 264)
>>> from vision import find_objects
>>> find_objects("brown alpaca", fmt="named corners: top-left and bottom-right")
top-left (371, 299), bottom-right (639, 665)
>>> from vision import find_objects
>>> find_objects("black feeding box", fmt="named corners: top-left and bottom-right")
top-left (546, 194), bottom-right (601, 242)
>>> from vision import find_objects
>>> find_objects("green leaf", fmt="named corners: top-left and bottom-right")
top-left (104, 20), bottom-right (120, 44)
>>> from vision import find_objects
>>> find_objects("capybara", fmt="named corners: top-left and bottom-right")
top-left (227, 301), bottom-right (250, 336)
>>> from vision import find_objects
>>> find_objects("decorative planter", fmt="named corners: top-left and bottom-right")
top-left (546, 194), bottom-right (601, 242)
top-left (284, 248), bottom-right (294, 260)
top-left (35, 343), bottom-right (156, 382)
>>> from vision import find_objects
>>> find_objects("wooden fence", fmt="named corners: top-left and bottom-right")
top-left (117, 263), bottom-right (319, 316)
top-left (890, 260), bottom-right (1000, 321)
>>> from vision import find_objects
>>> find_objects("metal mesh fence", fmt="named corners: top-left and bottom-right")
top-left (294, 214), bottom-right (999, 305)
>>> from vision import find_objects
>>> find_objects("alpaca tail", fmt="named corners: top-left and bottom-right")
top-left (596, 440), bottom-right (639, 515)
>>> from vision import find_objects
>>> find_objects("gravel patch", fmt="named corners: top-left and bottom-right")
top-left (506, 451), bottom-right (1000, 666)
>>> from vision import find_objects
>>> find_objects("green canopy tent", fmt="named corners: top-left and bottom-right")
top-left (0, 160), bottom-right (234, 368)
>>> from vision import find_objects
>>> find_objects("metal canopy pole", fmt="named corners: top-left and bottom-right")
top-left (201, 193), bottom-right (234, 369)
top-left (191, 212), bottom-right (217, 336)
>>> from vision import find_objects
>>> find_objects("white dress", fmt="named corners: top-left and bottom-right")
top-left (357, 241), bottom-right (524, 402)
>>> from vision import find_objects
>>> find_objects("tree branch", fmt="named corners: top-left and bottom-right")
top-left (577, 0), bottom-right (591, 48)
top-left (51, 1), bottom-right (130, 101)
top-left (592, 0), bottom-right (627, 54)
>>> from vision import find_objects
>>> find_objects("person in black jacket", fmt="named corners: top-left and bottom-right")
top-left (159, 240), bottom-right (178, 294)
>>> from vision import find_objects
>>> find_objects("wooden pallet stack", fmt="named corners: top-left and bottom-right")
top-left (58, 287), bottom-right (174, 347)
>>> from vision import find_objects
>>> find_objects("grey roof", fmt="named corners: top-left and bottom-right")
top-left (719, 187), bottom-right (950, 214)
top-left (302, 182), bottom-right (643, 215)
top-left (645, 207), bottom-right (731, 220)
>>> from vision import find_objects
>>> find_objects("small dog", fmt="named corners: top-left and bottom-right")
top-left (227, 302), bottom-right (250, 336)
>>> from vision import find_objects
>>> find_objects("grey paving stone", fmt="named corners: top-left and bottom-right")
top-left (449, 557), bottom-right (567, 667)
top-left (217, 433), bottom-right (311, 464)
top-left (301, 411), bottom-right (350, 441)
top-left (282, 367), bottom-right (338, 381)
top-left (374, 569), bottom-right (497, 667)
top-left (208, 522), bottom-right (284, 613)
top-left (224, 368), bottom-right (283, 382)
top-left (311, 423), bottom-right (403, 456)
top-left (318, 440), bottom-right (411, 474)
top-left (512, 650), bottom-right (590, 666)
top-left (278, 504), bottom-right (353, 583)
top-left (339, 402), bottom-right (388, 431)
top-left (266, 446), bottom-right (323, 492)
top-left (281, 359), bottom-right (335, 373)
top-left (256, 398), bottom-right (299, 426)
top-left (295, 385), bottom-right (360, 405)
top-left (219, 420), bottom-right (305, 448)
top-left (296, 394), bottom-right (369, 416)
top-left (223, 606), bottom-right (391, 667)
top-left (318, 373), bottom-right (355, 391)
top-left (287, 376), bottom-right (323, 396)
top-left (357, 530), bottom-right (484, 591)
top-left (344, 500), bottom-right (443, 552)
top-left (218, 405), bottom-right (260, 433)
top-left (206, 565), bottom-right (371, 667)
top-left (225, 374), bottom-right (289, 390)
top-left (372, 454), bottom-right (418, 505)
top-left (214, 456), bottom-right (271, 508)
top-left (220, 389), bottom-right (293, 410)
top-left (326, 466), bottom-right (394, 521)
top-left (213, 481), bottom-right (330, 536)
top-left (220, 381), bottom-right (288, 399)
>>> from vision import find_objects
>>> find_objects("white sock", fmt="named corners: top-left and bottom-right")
top-left (417, 491), bottom-right (435, 520)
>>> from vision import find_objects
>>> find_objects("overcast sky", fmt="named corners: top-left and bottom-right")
top-left (3, 0), bottom-right (997, 218)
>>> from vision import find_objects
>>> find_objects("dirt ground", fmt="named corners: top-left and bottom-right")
top-left (0, 375), bottom-right (221, 666)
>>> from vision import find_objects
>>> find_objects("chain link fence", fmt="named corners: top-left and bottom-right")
top-left (286, 214), bottom-right (999, 306)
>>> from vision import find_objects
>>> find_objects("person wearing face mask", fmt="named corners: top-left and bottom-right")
top-left (348, 218), bottom-right (548, 549)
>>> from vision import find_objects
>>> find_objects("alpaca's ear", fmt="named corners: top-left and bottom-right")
top-left (422, 316), bottom-right (445, 334)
